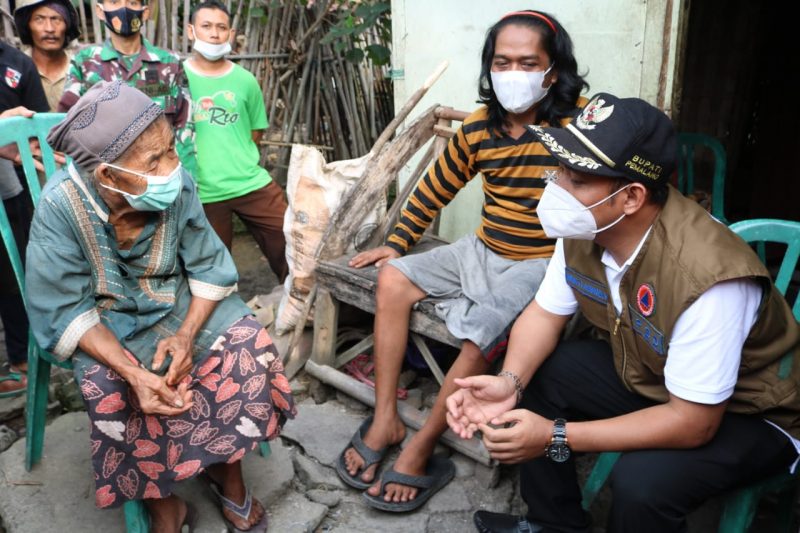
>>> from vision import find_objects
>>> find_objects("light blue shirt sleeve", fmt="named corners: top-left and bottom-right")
top-left (176, 171), bottom-right (240, 300)
top-left (25, 192), bottom-right (100, 361)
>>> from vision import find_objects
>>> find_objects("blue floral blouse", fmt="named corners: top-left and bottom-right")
top-left (25, 163), bottom-right (252, 368)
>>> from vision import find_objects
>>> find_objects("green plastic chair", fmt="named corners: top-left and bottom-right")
top-left (0, 114), bottom-right (70, 479)
top-left (0, 114), bottom-right (272, 532)
top-left (581, 218), bottom-right (800, 532)
top-left (677, 132), bottom-right (728, 224)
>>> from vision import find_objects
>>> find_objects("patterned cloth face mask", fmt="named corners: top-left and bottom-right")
top-left (100, 5), bottom-right (145, 37)
top-left (100, 162), bottom-right (182, 211)
top-left (537, 180), bottom-right (631, 240)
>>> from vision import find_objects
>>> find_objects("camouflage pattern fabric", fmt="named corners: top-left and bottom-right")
top-left (59, 37), bottom-right (197, 174)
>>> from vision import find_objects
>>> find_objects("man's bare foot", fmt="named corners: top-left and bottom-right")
top-left (146, 494), bottom-right (188, 533)
top-left (366, 432), bottom-right (435, 502)
top-left (343, 416), bottom-right (406, 483)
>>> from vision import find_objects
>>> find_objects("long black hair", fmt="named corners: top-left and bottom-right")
top-left (478, 10), bottom-right (588, 136)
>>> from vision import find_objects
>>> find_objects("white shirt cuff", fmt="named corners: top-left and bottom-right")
top-left (53, 308), bottom-right (100, 360)
top-left (188, 278), bottom-right (237, 301)
top-left (664, 376), bottom-right (734, 405)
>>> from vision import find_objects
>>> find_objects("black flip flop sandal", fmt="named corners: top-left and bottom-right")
top-left (335, 416), bottom-right (394, 490)
top-left (362, 454), bottom-right (455, 513)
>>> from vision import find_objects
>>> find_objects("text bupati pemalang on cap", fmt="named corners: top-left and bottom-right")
top-left (529, 92), bottom-right (678, 186)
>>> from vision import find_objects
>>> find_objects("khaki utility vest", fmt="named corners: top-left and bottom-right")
top-left (563, 186), bottom-right (800, 438)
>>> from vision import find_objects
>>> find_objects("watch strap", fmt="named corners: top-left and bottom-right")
top-left (552, 418), bottom-right (567, 440)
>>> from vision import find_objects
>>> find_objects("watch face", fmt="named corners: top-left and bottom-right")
top-left (547, 443), bottom-right (571, 463)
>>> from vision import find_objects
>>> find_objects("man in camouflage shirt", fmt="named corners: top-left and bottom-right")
top-left (57, 0), bottom-right (196, 172)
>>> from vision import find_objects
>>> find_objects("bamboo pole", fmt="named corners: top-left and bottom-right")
top-left (170, 0), bottom-right (178, 52)
top-left (158, 0), bottom-right (168, 47)
top-left (230, 0), bottom-right (245, 37)
top-left (1, 0), bottom-right (13, 39)
top-left (182, 0), bottom-right (190, 53)
top-left (281, 35), bottom-right (318, 168)
top-left (91, 1), bottom-right (103, 43)
top-left (371, 60), bottom-right (448, 155)
top-left (75, 0), bottom-right (89, 45)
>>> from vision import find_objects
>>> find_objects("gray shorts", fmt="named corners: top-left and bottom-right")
top-left (388, 234), bottom-right (549, 355)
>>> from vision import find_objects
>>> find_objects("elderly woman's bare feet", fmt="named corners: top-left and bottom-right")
top-left (206, 462), bottom-right (267, 531)
top-left (145, 494), bottom-right (194, 533)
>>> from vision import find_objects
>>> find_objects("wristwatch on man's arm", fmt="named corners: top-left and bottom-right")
top-left (544, 418), bottom-right (571, 462)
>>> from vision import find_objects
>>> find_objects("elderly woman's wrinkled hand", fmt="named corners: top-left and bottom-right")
top-left (129, 368), bottom-right (193, 415)
top-left (153, 333), bottom-right (195, 387)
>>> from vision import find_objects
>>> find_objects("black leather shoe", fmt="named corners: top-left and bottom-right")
top-left (473, 510), bottom-right (543, 533)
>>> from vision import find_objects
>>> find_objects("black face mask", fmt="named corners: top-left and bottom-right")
top-left (101, 6), bottom-right (145, 37)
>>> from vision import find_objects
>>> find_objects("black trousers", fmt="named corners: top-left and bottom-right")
top-left (519, 340), bottom-right (797, 533)
top-left (0, 191), bottom-right (31, 366)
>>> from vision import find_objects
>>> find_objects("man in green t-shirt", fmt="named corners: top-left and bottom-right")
top-left (184, 0), bottom-right (287, 281)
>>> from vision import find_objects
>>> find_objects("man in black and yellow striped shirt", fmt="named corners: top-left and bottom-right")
top-left (388, 105), bottom-right (569, 260)
top-left (338, 10), bottom-right (589, 512)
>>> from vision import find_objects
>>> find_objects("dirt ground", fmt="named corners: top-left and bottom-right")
top-left (230, 231), bottom-right (282, 301)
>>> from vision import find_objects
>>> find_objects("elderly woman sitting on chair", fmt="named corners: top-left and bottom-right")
top-left (25, 81), bottom-right (295, 533)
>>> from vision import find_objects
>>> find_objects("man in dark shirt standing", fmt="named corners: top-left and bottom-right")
top-left (0, 40), bottom-right (48, 396)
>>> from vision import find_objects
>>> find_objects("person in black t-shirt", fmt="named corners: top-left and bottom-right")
top-left (0, 40), bottom-right (48, 396)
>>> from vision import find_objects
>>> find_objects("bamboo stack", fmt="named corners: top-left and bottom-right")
top-left (1, 0), bottom-right (394, 177)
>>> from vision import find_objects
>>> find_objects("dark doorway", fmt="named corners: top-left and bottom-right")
top-left (675, 0), bottom-right (798, 223)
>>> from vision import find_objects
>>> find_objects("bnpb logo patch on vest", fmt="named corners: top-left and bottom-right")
top-left (637, 283), bottom-right (655, 316)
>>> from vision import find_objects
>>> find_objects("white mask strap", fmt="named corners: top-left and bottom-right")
top-left (584, 183), bottom-right (631, 211)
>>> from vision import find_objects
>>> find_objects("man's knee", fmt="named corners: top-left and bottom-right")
top-left (609, 452), bottom-right (680, 516)
top-left (376, 265), bottom-right (421, 306)
top-left (458, 340), bottom-right (485, 365)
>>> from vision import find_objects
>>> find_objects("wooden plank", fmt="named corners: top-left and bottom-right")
top-left (411, 332), bottom-right (445, 385)
top-left (434, 106), bottom-right (470, 122)
top-left (311, 288), bottom-right (338, 366)
top-left (315, 274), bottom-right (460, 348)
top-left (433, 124), bottom-right (457, 138)
top-left (370, 141), bottom-right (438, 249)
top-left (334, 334), bottom-right (375, 369)
top-left (305, 360), bottom-right (492, 466)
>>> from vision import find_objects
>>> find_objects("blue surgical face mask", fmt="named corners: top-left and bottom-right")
top-left (100, 5), bottom-right (145, 37)
top-left (99, 162), bottom-right (182, 211)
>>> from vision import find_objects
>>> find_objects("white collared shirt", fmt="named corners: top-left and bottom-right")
top-left (535, 232), bottom-right (800, 470)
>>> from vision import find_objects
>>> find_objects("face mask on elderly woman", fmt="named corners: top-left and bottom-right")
top-left (99, 162), bottom-right (182, 211)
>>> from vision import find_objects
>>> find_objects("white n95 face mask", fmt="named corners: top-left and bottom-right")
top-left (490, 64), bottom-right (553, 114)
top-left (537, 181), bottom-right (630, 240)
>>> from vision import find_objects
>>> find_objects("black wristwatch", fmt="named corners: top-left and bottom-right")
top-left (544, 418), bottom-right (571, 463)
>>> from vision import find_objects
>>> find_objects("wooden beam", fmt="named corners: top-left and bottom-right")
top-left (333, 334), bottom-right (375, 369)
top-left (311, 288), bottom-right (338, 367)
top-left (410, 332), bottom-right (445, 386)
top-left (433, 124), bottom-right (457, 138)
top-left (434, 106), bottom-right (470, 122)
